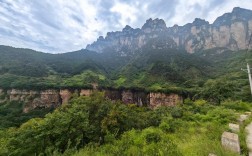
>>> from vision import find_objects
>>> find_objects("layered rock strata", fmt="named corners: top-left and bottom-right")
top-left (0, 88), bottom-right (183, 112)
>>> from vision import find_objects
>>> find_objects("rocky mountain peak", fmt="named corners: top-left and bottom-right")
top-left (123, 25), bottom-right (133, 32)
top-left (98, 36), bottom-right (105, 41)
top-left (141, 18), bottom-right (167, 33)
top-left (213, 7), bottom-right (252, 27)
top-left (86, 7), bottom-right (252, 54)
top-left (232, 7), bottom-right (250, 14)
top-left (192, 18), bottom-right (209, 26)
top-left (231, 7), bottom-right (252, 20)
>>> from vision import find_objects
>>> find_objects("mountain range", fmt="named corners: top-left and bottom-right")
top-left (87, 7), bottom-right (252, 55)
top-left (0, 7), bottom-right (251, 100)
top-left (1, 6), bottom-right (252, 156)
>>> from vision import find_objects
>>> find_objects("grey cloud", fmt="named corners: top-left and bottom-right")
top-left (96, 1), bottom-right (121, 30)
top-left (197, 0), bottom-right (228, 20)
top-left (0, 0), bottom-right (251, 53)
top-left (71, 14), bottom-right (84, 25)
top-left (0, 28), bottom-right (15, 36)
top-left (208, 0), bottom-right (228, 9)
top-left (146, 0), bottom-right (178, 19)
top-left (27, 1), bottom-right (62, 30)
top-left (0, 0), bottom-right (85, 53)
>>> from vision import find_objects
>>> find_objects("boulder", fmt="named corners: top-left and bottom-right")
top-left (238, 114), bottom-right (249, 123)
top-left (229, 123), bottom-right (240, 132)
top-left (221, 131), bottom-right (240, 154)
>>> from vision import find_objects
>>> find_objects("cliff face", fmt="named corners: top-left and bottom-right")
top-left (86, 19), bottom-right (177, 57)
top-left (60, 89), bottom-right (72, 104)
top-left (0, 88), bottom-right (183, 112)
top-left (149, 93), bottom-right (183, 108)
top-left (105, 90), bottom-right (150, 106)
top-left (1, 89), bottom-right (91, 113)
top-left (7, 89), bottom-right (61, 113)
top-left (86, 7), bottom-right (252, 54)
top-left (80, 89), bottom-right (93, 96)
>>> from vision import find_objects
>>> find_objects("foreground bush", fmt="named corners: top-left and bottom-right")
top-left (75, 128), bottom-right (182, 156)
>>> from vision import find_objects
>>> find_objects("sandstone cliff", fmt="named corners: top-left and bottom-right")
top-left (86, 7), bottom-right (252, 55)
top-left (7, 89), bottom-right (61, 113)
top-left (0, 88), bottom-right (183, 112)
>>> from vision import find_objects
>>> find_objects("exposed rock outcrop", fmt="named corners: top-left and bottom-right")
top-left (80, 89), bottom-right (92, 96)
top-left (8, 89), bottom-right (39, 102)
top-left (0, 88), bottom-right (183, 112)
top-left (104, 90), bottom-right (122, 101)
top-left (24, 90), bottom-right (61, 113)
top-left (60, 89), bottom-right (73, 104)
top-left (122, 90), bottom-right (134, 104)
top-left (104, 90), bottom-right (149, 106)
top-left (149, 93), bottom-right (183, 108)
top-left (87, 7), bottom-right (252, 54)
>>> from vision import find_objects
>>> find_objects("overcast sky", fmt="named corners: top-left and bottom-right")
top-left (0, 0), bottom-right (252, 53)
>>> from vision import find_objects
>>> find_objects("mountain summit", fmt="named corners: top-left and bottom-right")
top-left (86, 7), bottom-right (252, 54)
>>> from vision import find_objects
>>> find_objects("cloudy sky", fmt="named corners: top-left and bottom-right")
top-left (0, 0), bottom-right (252, 53)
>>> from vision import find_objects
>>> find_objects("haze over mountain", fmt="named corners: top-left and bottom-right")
top-left (0, 0), bottom-right (252, 53)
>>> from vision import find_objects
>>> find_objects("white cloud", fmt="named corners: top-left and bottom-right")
top-left (169, 0), bottom-right (252, 26)
top-left (206, 1), bottom-right (252, 23)
top-left (0, 0), bottom-right (251, 53)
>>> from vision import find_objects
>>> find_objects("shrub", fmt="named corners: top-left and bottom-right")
top-left (222, 100), bottom-right (251, 111)
top-left (171, 106), bottom-right (183, 118)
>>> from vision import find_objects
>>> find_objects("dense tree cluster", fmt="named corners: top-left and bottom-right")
top-left (0, 92), bottom-right (250, 155)
top-left (0, 46), bottom-right (252, 155)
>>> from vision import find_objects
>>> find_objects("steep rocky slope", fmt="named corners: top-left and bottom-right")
top-left (87, 7), bottom-right (252, 54)
top-left (0, 88), bottom-right (183, 112)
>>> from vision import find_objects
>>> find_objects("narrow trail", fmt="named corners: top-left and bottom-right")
top-left (246, 122), bottom-right (252, 156)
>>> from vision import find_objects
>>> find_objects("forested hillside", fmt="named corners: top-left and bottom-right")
top-left (0, 45), bottom-right (251, 101)
top-left (1, 6), bottom-right (252, 156)
top-left (1, 92), bottom-right (252, 156)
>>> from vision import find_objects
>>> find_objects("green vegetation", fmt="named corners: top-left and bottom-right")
top-left (0, 46), bottom-right (252, 155)
top-left (0, 92), bottom-right (251, 156)
top-left (0, 101), bottom-right (53, 129)
top-left (0, 46), bottom-right (251, 100)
